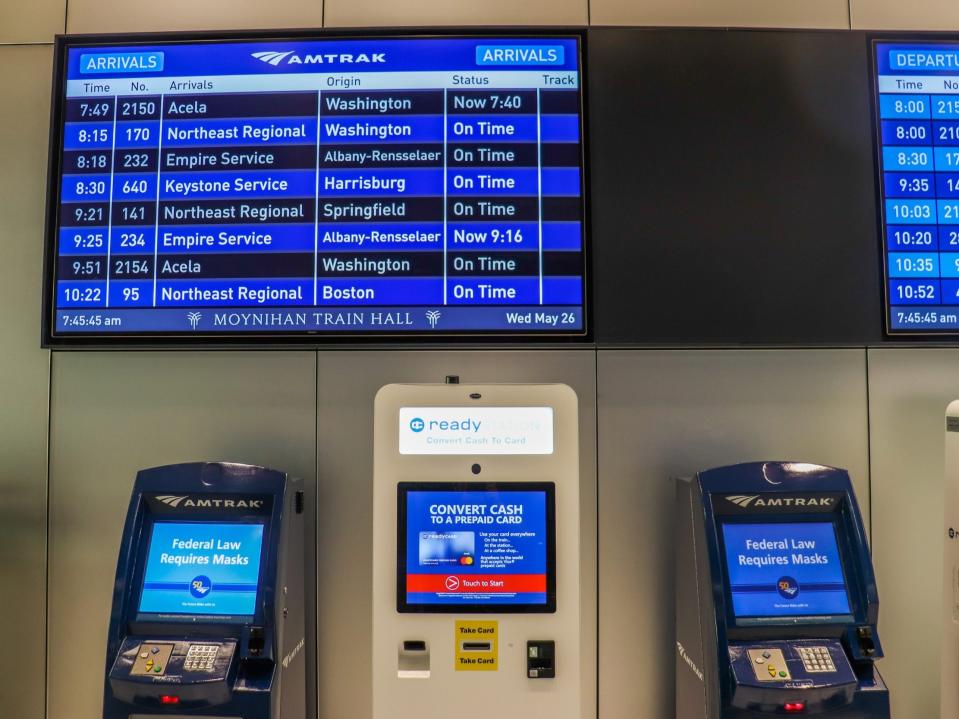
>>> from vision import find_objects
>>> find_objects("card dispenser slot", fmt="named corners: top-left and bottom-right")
top-left (461, 642), bottom-right (492, 652)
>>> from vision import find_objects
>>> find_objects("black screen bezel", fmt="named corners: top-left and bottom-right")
top-left (718, 515), bottom-right (854, 627)
top-left (396, 480), bottom-right (556, 614)
top-left (42, 27), bottom-right (591, 347)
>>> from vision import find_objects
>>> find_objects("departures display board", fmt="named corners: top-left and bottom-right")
top-left (44, 33), bottom-right (587, 343)
top-left (874, 39), bottom-right (959, 335)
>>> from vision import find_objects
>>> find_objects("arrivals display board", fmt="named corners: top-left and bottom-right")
top-left (44, 32), bottom-right (587, 344)
top-left (873, 39), bottom-right (959, 335)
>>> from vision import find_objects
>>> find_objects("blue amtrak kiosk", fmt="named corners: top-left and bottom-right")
top-left (103, 462), bottom-right (305, 718)
top-left (675, 462), bottom-right (889, 718)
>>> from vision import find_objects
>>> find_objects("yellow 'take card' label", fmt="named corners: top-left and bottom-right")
top-left (454, 620), bottom-right (498, 671)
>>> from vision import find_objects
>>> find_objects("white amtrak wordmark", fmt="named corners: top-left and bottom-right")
top-left (724, 495), bottom-right (835, 508)
top-left (251, 50), bottom-right (386, 66)
top-left (155, 495), bottom-right (264, 509)
top-left (676, 642), bottom-right (704, 682)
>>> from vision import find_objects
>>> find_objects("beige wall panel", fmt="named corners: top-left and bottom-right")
top-left (324, 0), bottom-right (586, 29)
top-left (851, 1), bottom-right (959, 30)
top-left (315, 350), bottom-right (597, 719)
top-left (0, 45), bottom-right (52, 719)
top-left (590, 0), bottom-right (848, 28)
top-left (597, 349), bottom-right (870, 719)
top-left (47, 351), bottom-right (317, 719)
top-left (66, 0), bottom-right (322, 35)
top-left (0, 0), bottom-right (63, 44)
top-left (866, 349), bottom-right (959, 719)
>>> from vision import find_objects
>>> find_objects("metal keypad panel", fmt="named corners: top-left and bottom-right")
top-left (797, 646), bottom-right (837, 673)
top-left (184, 644), bottom-right (219, 673)
top-left (746, 648), bottom-right (791, 682)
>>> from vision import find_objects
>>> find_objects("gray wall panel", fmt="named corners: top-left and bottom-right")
top-left (0, 45), bottom-right (52, 719)
top-left (597, 349), bottom-right (870, 719)
top-left (866, 348), bottom-right (959, 719)
top-left (590, 0), bottom-right (849, 28)
top-left (315, 350), bottom-right (597, 719)
top-left (47, 351), bottom-right (317, 719)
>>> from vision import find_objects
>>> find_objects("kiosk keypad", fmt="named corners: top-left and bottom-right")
top-left (184, 644), bottom-right (219, 672)
top-left (129, 642), bottom-right (174, 676)
top-left (746, 648), bottom-right (791, 681)
top-left (797, 646), bottom-right (837, 673)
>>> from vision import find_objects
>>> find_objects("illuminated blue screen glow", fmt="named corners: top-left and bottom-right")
top-left (875, 41), bottom-right (959, 333)
top-left (139, 521), bottom-right (264, 617)
top-left (722, 522), bottom-right (851, 619)
top-left (51, 36), bottom-right (586, 338)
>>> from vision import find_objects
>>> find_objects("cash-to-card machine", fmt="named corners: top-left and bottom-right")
top-left (103, 462), bottom-right (305, 718)
top-left (373, 383), bottom-right (584, 719)
top-left (675, 462), bottom-right (889, 718)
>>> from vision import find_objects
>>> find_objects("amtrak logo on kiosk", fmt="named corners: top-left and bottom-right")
top-left (190, 576), bottom-right (212, 598)
top-left (777, 576), bottom-right (800, 599)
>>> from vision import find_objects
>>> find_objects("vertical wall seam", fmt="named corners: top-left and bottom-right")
top-left (593, 348), bottom-right (599, 719)
top-left (865, 348), bottom-right (874, 546)
top-left (43, 352), bottom-right (53, 719)
top-left (313, 350), bottom-right (320, 719)
top-left (847, 0), bottom-right (853, 30)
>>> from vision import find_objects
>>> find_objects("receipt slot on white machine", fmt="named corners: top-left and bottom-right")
top-left (373, 382), bottom-right (582, 719)
top-left (944, 401), bottom-right (959, 715)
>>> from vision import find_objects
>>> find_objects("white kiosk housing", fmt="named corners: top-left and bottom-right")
top-left (373, 383), bottom-right (581, 719)
top-left (944, 400), bottom-right (959, 714)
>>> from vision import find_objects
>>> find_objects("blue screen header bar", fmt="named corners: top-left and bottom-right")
top-left (877, 42), bottom-right (959, 75)
top-left (67, 37), bottom-right (581, 80)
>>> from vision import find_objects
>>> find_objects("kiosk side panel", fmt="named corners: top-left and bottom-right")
top-left (277, 479), bottom-right (307, 719)
top-left (675, 477), bottom-right (708, 719)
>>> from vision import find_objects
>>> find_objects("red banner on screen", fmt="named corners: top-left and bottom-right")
top-left (407, 574), bottom-right (547, 594)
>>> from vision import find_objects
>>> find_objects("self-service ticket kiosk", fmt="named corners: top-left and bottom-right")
top-left (103, 462), bottom-right (305, 718)
top-left (373, 383), bottom-right (584, 719)
top-left (675, 462), bottom-right (889, 718)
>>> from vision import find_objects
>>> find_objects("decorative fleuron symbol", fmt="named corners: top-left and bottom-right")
top-left (425, 310), bottom-right (442, 329)
top-left (187, 312), bottom-right (202, 330)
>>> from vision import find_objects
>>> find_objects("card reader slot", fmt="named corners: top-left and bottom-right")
top-left (461, 641), bottom-right (492, 652)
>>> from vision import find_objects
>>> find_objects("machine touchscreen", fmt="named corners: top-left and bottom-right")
top-left (721, 521), bottom-right (852, 622)
top-left (138, 521), bottom-right (264, 619)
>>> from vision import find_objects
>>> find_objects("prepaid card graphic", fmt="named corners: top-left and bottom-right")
top-left (722, 522), bottom-right (851, 620)
top-left (139, 521), bottom-right (264, 616)
top-left (405, 490), bottom-right (549, 606)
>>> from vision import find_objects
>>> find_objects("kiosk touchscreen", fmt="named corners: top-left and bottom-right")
top-left (103, 462), bottom-right (305, 719)
top-left (675, 462), bottom-right (889, 718)
top-left (373, 383), bottom-right (586, 719)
